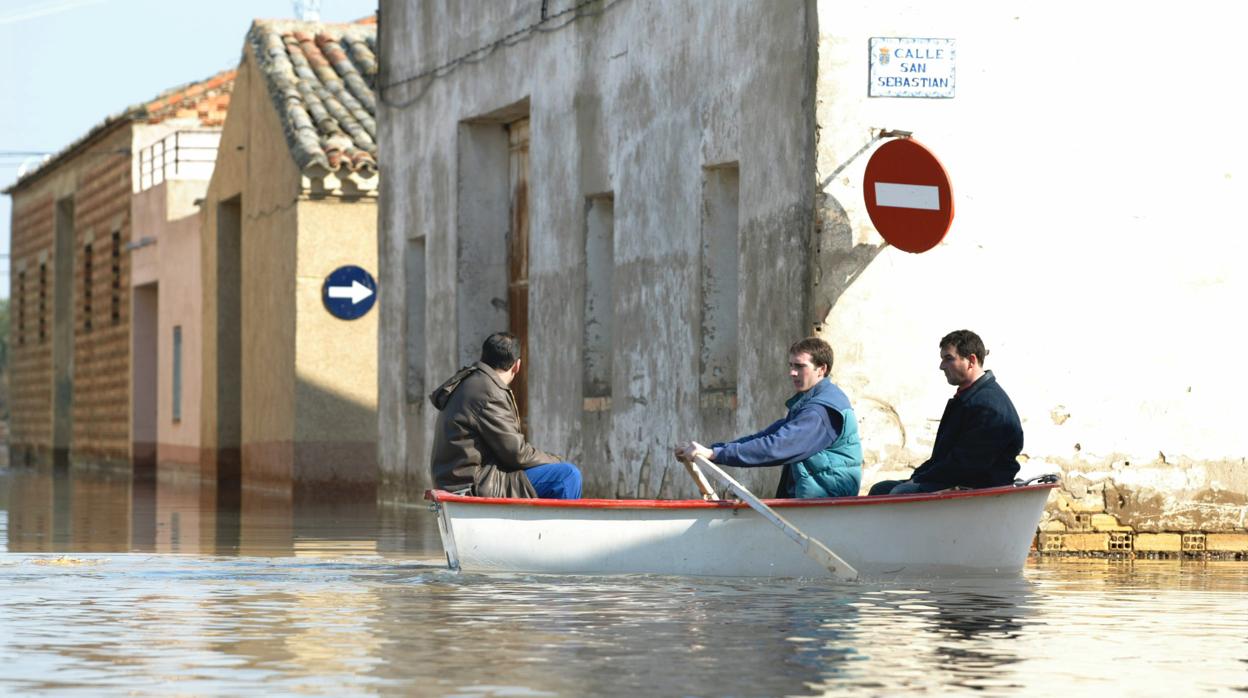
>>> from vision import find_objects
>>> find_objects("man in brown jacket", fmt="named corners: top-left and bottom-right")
top-left (429, 332), bottom-right (583, 498)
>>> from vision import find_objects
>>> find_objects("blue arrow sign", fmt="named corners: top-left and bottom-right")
top-left (322, 265), bottom-right (377, 320)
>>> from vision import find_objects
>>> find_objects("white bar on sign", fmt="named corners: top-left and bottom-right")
top-left (875, 182), bottom-right (940, 210)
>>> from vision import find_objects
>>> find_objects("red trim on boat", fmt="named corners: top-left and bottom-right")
top-left (423, 483), bottom-right (1057, 510)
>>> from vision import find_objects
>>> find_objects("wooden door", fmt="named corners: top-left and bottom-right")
top-left (507, 119), bottom-right (530, 435)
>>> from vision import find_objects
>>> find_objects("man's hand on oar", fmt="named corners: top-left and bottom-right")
top-left (673, 441), bottom-right (712, 464)
top-left (674, 441), bottom-right (719, 500)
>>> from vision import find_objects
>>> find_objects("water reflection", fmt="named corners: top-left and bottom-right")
top-left (368, 573), bottom-right (870, 696)
top-left (3, 465), bottom-right (1248, 696)
top-left (0, 466), bottom-right (435, 557)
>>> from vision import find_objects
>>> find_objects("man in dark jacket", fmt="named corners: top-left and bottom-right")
top-left (868, 329), bottom-right (1023, 495)
top-left (429, 332), bottom-right (582, 499)
top-left (675, 337), bottom-right (863, 498)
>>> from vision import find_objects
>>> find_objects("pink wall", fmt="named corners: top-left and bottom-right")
top-left (131, 175), bottom-right (206, 467)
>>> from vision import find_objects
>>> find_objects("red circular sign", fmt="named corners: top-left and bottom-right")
top-left (863, 139), bottom-right (954, 253)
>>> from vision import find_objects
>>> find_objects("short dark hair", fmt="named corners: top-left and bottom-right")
top-left (788, 337), bottom-right (834, 372)
top-left (940, 329), bottom-right (988, 365)
top-left (481, 332), bottom-right (521, 370)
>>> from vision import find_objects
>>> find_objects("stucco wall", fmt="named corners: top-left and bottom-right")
top-left (293, 197), bottom-right (378, 489)
top-left (199, 74), bottom-right (243, 477)
top-left (200, 46), bottom-right (301, 486)
top-left (380, 0), bottom-right (819, 498)
top-left (160, 179), bottom-right (207, 465)
top-left (813, 2), bottom-right (1247, 531)
top-left (131, 174), bottom-right (208, 466)
top-left (200, 36), bottom-right (378, 495)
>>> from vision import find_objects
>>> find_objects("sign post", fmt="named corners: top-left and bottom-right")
top-left (862, 138), bottom-right (954, 253)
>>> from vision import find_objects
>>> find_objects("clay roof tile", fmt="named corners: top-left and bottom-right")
top-left (248, 19), bottom-right (377, 181)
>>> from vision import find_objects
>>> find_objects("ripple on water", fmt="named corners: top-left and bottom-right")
top-left (3, 465), bottom-right (1248, 695)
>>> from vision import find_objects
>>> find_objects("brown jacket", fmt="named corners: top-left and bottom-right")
top-left (429, 362), bottom-right (559, 497)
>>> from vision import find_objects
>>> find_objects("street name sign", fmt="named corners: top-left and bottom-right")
top-left (869, 37), bottom-right (956, 98)
top-left (322, 265), bottom-right (377, 320)
top-left (863, 138), bottom-right (954, 253)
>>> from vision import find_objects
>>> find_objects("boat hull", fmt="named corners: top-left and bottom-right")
top-left (427, 484), bottom-right (1056, 578)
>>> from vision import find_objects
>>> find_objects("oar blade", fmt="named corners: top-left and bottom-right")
top-left (691, 447), bottom-right (858, 581)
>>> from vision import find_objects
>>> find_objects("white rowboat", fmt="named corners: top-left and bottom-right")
top-left (426, 483), bottom-right (1056, 578)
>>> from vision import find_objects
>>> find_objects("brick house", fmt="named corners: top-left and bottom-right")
top-left (4, 71), bottom-right (232, 470)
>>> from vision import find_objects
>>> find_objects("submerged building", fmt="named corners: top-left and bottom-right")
top-left (198, 18), bottom-right (380, 500)
top-left (377, 1), bottom-right (1246, 552)
top-left (5, 71), bottom-right (232, 472)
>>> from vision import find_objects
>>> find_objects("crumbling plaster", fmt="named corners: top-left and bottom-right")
top-left (378, 1), bottom-right (1246, 527)
top-left (813, 1), bottom-right (1247, 529)
top-left (379, 0), bottom-right (821, 499)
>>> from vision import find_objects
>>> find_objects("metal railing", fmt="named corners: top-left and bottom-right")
top-left (137, 129), bottom-right (221, 191)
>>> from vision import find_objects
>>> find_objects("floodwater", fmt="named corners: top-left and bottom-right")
top-left (2, 466), bottom-right (1246, 697)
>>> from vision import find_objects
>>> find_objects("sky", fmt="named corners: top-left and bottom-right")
top-left (0, 0), bottom-right (379, 299)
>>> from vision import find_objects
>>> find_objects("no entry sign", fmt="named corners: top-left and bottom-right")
top-left (863, 138), bottom-right (954, 253)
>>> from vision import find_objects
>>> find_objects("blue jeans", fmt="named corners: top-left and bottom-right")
top-left (525, 461), bottom-right (583, 499)
top-left (867, 479), bottom-right (947, 496)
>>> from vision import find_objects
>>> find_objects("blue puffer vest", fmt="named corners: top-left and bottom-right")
top-left (777, 379), bottom-right (863, 498)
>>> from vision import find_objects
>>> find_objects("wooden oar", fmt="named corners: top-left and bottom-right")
top-left (691, 443), bottom-right (858, 581)
top-left (679, 456), bottom-right (720, 500)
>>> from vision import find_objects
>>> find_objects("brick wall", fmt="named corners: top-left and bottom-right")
top-left (9, 195), bottom-right (55, 457)
top-left (73, 152), bottom-right (131, 461)
top-left (7, 131), bottom-right (132, 465)
top-left (1036, 506), bottom-right (1248, 560)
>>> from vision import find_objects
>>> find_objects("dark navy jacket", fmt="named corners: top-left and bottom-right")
top-left (911, 370), bottom-right (1023, 488)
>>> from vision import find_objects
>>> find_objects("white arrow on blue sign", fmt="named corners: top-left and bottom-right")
top-left (322, 265), bottom-right (377, 320)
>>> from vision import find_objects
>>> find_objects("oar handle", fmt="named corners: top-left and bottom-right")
top-left (678, 454), bottom-right (720, 500)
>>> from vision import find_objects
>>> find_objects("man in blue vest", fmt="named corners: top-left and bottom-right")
top-left (867, 329), bottom-right (1023, 495)
top-left (674, 337), bottom-right (863, 498)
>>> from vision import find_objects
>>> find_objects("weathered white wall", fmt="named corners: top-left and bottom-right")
top-left (814, 1), bottom-right (1248, 527)
top-left (380, 0), bottom-right (821, 498)
top-left (380, 0), bottom-right (1247, 523)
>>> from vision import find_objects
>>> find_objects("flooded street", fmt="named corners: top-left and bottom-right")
top-left (2, 466), bottom-right (1247, 696)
